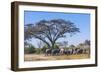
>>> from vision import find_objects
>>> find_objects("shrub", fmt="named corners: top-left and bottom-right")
top-left (24, 45), bottom-right (36, 54)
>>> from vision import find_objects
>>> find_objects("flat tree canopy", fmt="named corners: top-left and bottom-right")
top-left (24, 19), bottom-right (80, 49)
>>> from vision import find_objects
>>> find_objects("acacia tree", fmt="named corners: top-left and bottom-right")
top-left (24, 19), bottom-right (80, 49)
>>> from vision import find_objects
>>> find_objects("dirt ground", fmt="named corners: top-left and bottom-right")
top-left (24, 54), bottom-right (90, 61)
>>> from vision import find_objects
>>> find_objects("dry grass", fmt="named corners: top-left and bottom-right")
top-left (24, 54), bottom-right (90, 61)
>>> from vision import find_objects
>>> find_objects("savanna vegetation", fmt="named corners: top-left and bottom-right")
top-left (24, 19), bottom-right (90, 61)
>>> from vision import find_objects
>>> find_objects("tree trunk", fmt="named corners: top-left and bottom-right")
top-left (51, 41), bottom-right (55, 49)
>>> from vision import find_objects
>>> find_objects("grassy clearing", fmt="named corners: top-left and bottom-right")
top-left (24, 54), bottom-right (90, 61)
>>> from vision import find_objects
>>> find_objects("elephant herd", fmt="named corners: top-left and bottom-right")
top-left (45, 48), bottom-right (89, 56)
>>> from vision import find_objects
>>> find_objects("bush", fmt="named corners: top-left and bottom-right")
top-left (54, 44), bottom-right (59, 49)
top-left (24, 45), bottom-right (36, 54)
top-left (41, 45), bottom-right (48, 53)
top-left (35, 48), bottom-right (42, 54)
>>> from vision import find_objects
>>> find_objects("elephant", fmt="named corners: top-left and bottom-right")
top-left (63, 49), bottom-right (73, 55)
top-left (75, 48), bottom-right (83, 54)
top-left (59, 48), bottom-right (65, 55)
top-left (51, 49), bottom-right (60, 56)
top-left (63, 49), bottom-right (69, 55)
top-left (45, 48), bottom-right (60, 56)
top-left (45, 49), bottom-right (52, 56)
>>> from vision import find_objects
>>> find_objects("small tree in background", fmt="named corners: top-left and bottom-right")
top-left (24, 44), bottom-right (36, 54)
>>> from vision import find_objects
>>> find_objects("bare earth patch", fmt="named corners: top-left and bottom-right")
top-left (24, 54), bottom-right (90, 61)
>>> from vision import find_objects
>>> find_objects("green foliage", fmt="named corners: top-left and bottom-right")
top-left (84, 40), bottom-right (90, 45)
top-left (41, 45), bottom-right (48, 53)
top-left (54, 44), bottom-right (59, 49)
top-left (64, 47), bottom-right (69, 50)
top-left (35, 48), bottom-right (43, 54)
top-left (69, 45), bottom-right (75, 48)
top-left (24, 45), bottom-right (36, 54)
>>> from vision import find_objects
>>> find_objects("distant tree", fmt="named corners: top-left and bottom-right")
top-left (77, 43), bottom-right (84, 48)
top-left (69, 45), bottom-right (75, 48)
top-left (79, 43), bottom-right (84, 46)
top-left (84, 40), bottom-right (90, 45)
top-left (24, 45), bottom-right (36, 54)
top-left (24, 19), bottom-right (80, 49)
top-left (29, 45), bottom-right (36, 53)
top-left (69, 45), bottom-right (75, 49)
top-left (56, 41), bottom-right (68, 48)
top-left (77, 40), bottom-right (90, 49)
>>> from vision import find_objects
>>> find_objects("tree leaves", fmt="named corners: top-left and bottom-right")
top-left (24, 19), bottom-right (80, 49)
